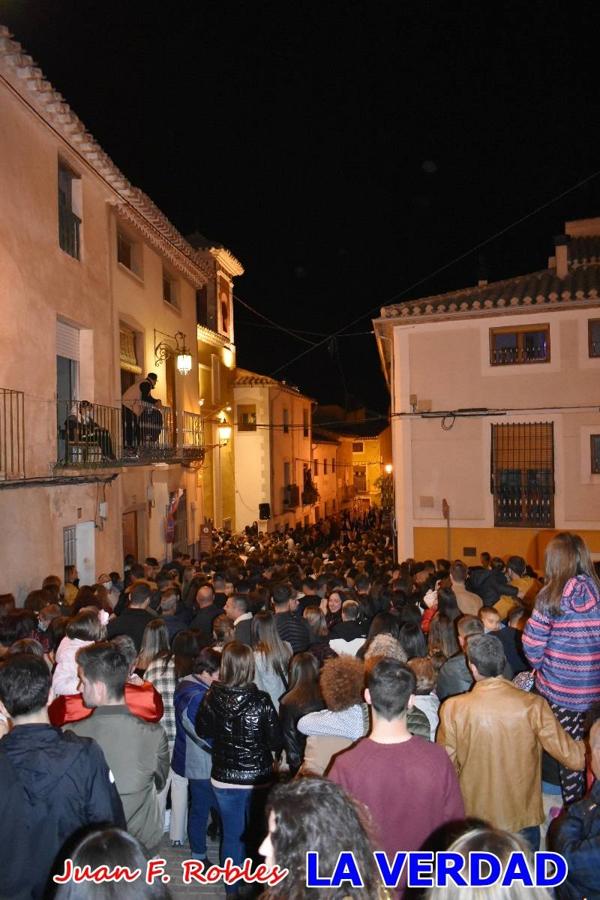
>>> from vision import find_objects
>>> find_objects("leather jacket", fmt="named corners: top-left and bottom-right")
top-left (195, 681), bottom-right (282, 785)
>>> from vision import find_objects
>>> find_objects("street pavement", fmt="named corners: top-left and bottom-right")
top-left (158, 834), bottom-right (225, 898)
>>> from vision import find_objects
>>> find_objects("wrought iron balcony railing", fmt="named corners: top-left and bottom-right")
top-left (57, 401), bottom-right (205, 467)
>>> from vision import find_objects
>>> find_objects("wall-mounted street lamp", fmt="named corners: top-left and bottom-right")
top-left (384, 463), bottom-right (393, 474)
top-left (154, 329), bottom-right (193, 375)
top-left (218, 424), bottom-right (232, 445)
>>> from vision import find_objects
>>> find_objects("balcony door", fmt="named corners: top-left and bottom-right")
top-left (56, 321), bottom-right (80, 462)
top-left (165, 356), bottom-right (177, 448)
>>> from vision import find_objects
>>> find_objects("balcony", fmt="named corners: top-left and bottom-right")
top-left (56, 401), bottom-right (204, 468)
top-left (0, 388), bottom-right (25, 480)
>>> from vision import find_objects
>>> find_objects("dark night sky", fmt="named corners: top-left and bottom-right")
top-left (3, 0), bottom-right (600, 411)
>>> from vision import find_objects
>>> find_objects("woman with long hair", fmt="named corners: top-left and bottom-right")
top-left (279, 652), bottom-right (323, 774)
top-left (195, 642), bottom-right (282, 893)
top-left (425, 827), bottom-right (552, 900)
top-left (212, 613), bottom-right (234, 651)
top-left (136, 618), bottom-right (170, 677)
top-left (428, 613), bottom-right (460, 661)
top-left (523, 532), bottom-right (600, 804)
top-left (145, 629), bottom-right (201, 847)
top-left (303, 606), bottom-right (337, 667)
top-left (259, 777), bottom-right (386, 899)
top-left (251, 611), bottom-right (292, 711)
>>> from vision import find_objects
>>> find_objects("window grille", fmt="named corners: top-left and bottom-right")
top-left (490, 325), bottom-right (550, 365)
top-left (63, 525), bottom-right (76, 567)
top-left (591, 435), bottom-right (600, 474)
top-left (491, 422), bottom-right (554, 527)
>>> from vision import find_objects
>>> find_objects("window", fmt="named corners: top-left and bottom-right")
top-left (313, 459), bottom-right (319, 476)
top-left (119, 326), bottom-right (142, 375)
top-left (63, 525), bottom-right (76, 568)
top-left (196, 286), bottom-right (218, 331)
top-left (283, 408), bottom-right (289, 434)
top-left (591, 435), bottom-right (600, 474)
top-left (491, 423), bottom-right (554, 527)
top-left (58, 162), bottom-right (81, 259)
top-left (589, 320), bottom-right (600, 358)
top-left (117, 230), bottom-right (142, 277)
top-left (163, 269), bottom-right (178, 307)
top-left (218, 277), bottom-right (231, 338)
top-left (354, 466), bottom-right (367, 492)
top-left (352, 441), bottom-right (364, 453)
top-left (490, 324), bottom-right (550, 365)
top-left (283, 461), bottom-right (291, 487)
top-left (303, 409), bottom-right (309, 438)
top-left (332, 457), bottom-right (336, 473)
top-left (323, 459), bottom-right (328, 475)
top-left (237, 404), bottom-right (257, 432)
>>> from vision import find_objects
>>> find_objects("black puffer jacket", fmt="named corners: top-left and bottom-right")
top-left (195, 682), bottom-right (283, 784)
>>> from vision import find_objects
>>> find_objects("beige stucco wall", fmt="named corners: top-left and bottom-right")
top-left (389, 309), bottom-right (600, 561)
top-left (313, 440), bottom-right (338, 517)
top-left (233, 384), bottom-right (272, 531)
top-left (0, 73), bottom-right (205, 592)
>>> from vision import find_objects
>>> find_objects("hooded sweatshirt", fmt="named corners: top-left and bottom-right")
top-left (523, 574), bottom-right (600, 711)
top-left (0, 724), bottom-right (125, 899)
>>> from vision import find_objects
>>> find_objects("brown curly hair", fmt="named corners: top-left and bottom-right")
top-left (319, 655), bottom-right (365, 711)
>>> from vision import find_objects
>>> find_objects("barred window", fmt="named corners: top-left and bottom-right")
top-left (591, 435), bottom-right (600, 474)
top-left (491, 423), bottom-right (554, 527)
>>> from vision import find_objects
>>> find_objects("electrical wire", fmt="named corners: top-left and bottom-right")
top-left (233, 294), bottom-right (317, 346)
top-left (269, 167), bottom-right (600, 377)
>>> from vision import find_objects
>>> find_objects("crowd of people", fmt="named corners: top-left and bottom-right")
top-left (0, 514), bottom-right (599, 899)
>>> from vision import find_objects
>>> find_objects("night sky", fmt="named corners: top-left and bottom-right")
top-left (3, 1), bottom-right (600, 411)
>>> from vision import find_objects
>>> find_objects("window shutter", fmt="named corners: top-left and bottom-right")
top-left (56, 320), bottom-right (80, 361)
top-left (119, 327), bottom-right (142, 373)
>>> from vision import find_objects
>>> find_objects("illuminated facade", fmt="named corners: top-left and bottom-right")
top-left (190, 234), bottom-right (244, 531)
top-left (233, 371), bottom-right (315, 532)
top-left (0, 26), bottom-right (208, 598)
top-left (374, 219), bottom-right (600, 567)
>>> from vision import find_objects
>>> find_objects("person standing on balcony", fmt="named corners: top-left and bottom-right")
top-left (122, 372), bottom-right (162, 448)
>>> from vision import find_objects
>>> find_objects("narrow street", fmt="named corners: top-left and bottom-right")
top-left (158, 834), bottom-right (225, 898)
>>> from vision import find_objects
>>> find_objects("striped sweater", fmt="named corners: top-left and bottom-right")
top-left (523, 575), bottom-right (600, 711)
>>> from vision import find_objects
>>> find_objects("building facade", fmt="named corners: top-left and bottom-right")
top-left (0, 27), bottom-right (209, 599)
top-left (233, 370), bottom-right (316, 532)
top-left (190, 234), bottom-right (244, 532)
top-left (374, 219), bottom-right (600, 567)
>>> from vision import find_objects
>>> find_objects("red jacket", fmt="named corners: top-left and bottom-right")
top-left (48, 682), bottom-right (164, 726)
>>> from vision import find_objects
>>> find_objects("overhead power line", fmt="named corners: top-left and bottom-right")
top-left (268, 167), bottom-right (600, 377)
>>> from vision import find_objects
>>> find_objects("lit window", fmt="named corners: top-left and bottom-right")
top-left (490, 325), bottom-right (550, 365)
top-left (237, 404), bottom-right (256, 432)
